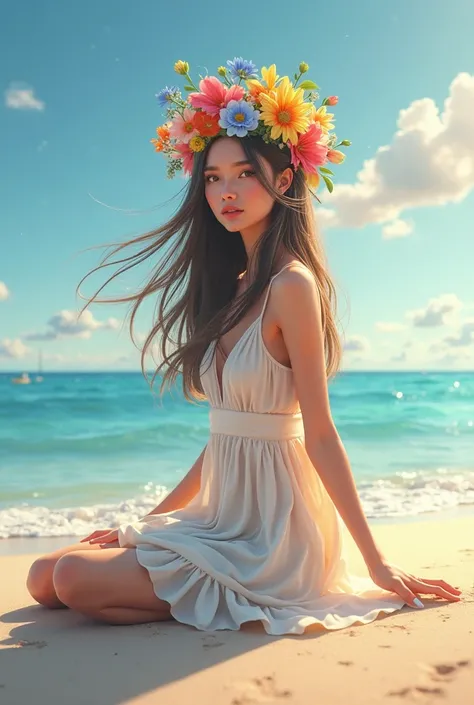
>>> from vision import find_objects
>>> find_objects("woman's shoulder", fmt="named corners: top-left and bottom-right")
top-left (273, 260), bottom-right (316, 289)
top-left (268, 260), bottom-right (319, 313)
top-left (270, 262), bottom-right (322, 332)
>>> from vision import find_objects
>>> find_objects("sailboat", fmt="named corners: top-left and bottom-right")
top-left (11, 372), bottom-right (31, 385)
top-left (11, 350), bottom-right (44, 384)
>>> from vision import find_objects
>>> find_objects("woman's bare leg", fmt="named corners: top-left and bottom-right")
top-left (26, 540), bottom-right (120, 609)
top-left (51, 547), bottom-right (173, 625)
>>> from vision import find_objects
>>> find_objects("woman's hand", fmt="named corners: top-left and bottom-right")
top-left (368, 559), bottom-right (462, 608)
top-left (80, 528), bottom-right (119, 545)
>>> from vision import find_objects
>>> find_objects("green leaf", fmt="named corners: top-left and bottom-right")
top-left (183, 85), bottom-right (194, 92)
top-left (299, 80), bottom-right (319, 90)
top-left (322, 175), bottom-right (334, 193)
top-left (294, 73), bottom-right (298, 81)
top-left (319, 167), bottom-right (334, 176)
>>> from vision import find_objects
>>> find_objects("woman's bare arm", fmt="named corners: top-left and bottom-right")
top-left (140, 444), bottom-right (207, 519)
top-left (273, 268), bottom-right (385, 567)
top-left (272, 267), bottom-right (461, 607)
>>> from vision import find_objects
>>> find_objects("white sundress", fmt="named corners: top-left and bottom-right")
top-left (118, 263), bottom-right (406, 635)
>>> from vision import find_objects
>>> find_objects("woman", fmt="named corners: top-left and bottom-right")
top-left (26, 58), bottom-right (461, 634)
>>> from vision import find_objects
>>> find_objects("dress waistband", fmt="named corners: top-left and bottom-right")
top-left (209, 408), bottom-right (304, 441)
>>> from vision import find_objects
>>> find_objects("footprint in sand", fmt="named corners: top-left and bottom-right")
top-left (201, 635), bottom-right (225, 649)
top-left (16, 640), bottom-right (48, 649)
top-left (229, 674), bottom-right (292, 704)
top-left (387, 659), bottom-right (471, 700)
top-left (421, 660), bottom-right (471, 682)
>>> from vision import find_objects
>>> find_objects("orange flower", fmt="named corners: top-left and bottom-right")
top-left (327, 149), bottom-right (345, 164)
top-left (305, 171), bottom-right (320, 190)
top-left (193, 111), bottom-right (220, 137)
top-left (150, 138), bottom-right (165, 152)
top-left (156, 124), bottom-right (171, 142)
top-left (150, 124), bottom-right (171, 153)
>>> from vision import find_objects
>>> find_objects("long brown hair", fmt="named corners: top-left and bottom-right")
top-left (77, 136), bottom-right (342, 401)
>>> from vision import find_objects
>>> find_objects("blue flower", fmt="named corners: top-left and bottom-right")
top-left (155, 86), bottom-right (180, 109)
top-left (219, 100), bottom-right (260, 137)
top-left (227, 57), bottom-right (258, 81)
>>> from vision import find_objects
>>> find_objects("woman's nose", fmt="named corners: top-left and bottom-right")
top-left (221, 190), bottom-right (237, 201)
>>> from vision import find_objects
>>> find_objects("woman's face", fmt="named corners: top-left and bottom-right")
top-left (203, 137), bottom-right (278, 237)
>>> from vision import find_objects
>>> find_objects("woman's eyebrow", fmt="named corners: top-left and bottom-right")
top-left (203, 160), bottom-right (251, 172)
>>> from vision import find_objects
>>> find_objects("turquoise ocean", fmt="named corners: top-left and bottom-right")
top-left (1, 371), bottom-right (473, 539)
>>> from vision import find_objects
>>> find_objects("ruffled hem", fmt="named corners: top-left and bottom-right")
top-left (134, 546), bottom-right (406, 636)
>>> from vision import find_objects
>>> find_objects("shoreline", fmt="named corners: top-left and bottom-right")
top-left (2, 504), bottom-right (474, 557)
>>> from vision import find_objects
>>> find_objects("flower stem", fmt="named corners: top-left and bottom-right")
top-left (168, 96), bottom-right (187, 115)
top-left (184, 73), bottom-right (199, 91)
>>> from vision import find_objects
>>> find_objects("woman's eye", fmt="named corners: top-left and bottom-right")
top-left (205, 169), bottom-right (254, 183)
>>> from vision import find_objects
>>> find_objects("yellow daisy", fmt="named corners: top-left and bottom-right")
top-left (246, 64), bottom-right (279, 101)
top-left (310, 105), bottom-right (335, 133)
top-left (189, 135), bottom-right (206, 152)
top-left (258, 77), bottom-right (311, 144)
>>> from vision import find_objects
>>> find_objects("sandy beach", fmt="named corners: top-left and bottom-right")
top-left (0, 514), bottom-right (472, 705)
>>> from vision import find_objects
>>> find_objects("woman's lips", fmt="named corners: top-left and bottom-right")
top-left (221, 209), bottom-right (244, 220)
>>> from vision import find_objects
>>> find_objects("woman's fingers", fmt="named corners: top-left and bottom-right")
top-left (417, 578), bottom-right (462, 595)
top-left (80, 528), bottom-right (114, 543)
top-left (80, 530), bottom-right (104, 543)
top-left (391, 578), bottom-right (424, 608)
top-left (90, 529), bottom-right (118, 544)
top-left (409, 577), bottom-right (462, 602)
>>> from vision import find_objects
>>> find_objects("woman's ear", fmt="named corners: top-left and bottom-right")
top-left (277, 167), bottom-right (294, 194)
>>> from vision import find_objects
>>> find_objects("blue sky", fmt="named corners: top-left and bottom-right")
top-left (1, 0), bottom-right (473, 373)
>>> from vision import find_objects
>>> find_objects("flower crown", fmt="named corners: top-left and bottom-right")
top-left (151, 58), bottom-right (351, 195)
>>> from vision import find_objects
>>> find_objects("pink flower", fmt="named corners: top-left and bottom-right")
top-left (327, 95), bottom-right (338, 106)
top-left (173, 142), bottom-right (194, 175)
top-left (169, 108), bottom-right (198, 143)
top-left (189, 76), bottom-right (245, 117)
top-left (289, 123), bottom-right (328, 173)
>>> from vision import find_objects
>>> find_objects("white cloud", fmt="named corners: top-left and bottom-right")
top-left (406, 294), bottom-right (462, 328)
top-left (0, 338), bottom-right (30, 359)
top-left (382, 218), bottom-right (414, 240)
top-left (317, 72), bottom-right (474, 235)
top-left (443, 319), bottom-right (474, 347)
top-left (343, 335), bottom-right (370, 353)
top-left (375, 322), bottom-right (406, 333)
top-left (5, 83), bottom-right (45, 111)
top-left (24, 310), bottom-right (121, 341)
top-left (0, 282), bottom-right (10, 301)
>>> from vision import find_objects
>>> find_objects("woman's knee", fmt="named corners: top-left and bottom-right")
top-left (52, 553), bottom-right (93, 609)
top-left (27, 556), bottom-right (64, 609)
